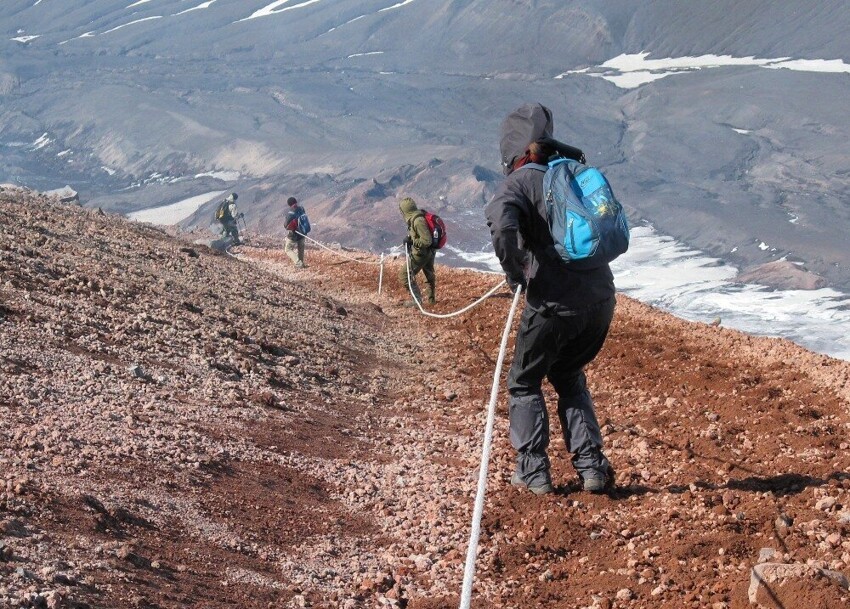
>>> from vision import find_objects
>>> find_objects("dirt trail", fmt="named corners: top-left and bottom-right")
top-left (1, 189), bottom-right (849, 609)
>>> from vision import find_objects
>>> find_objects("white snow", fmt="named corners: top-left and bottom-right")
top-left (240, 0), bottom-right (323, 21)
top-left (460, 225), bottom-right (850, 360)
top-left (127, 0), bottom-right (152, 7)
top-left (11, 35), bottom-right (40, 43)
top-left (326, 15), bottom-right (365, 34)
top-left (102, 16), bottom-right (163, 35)
top-left (732, 128), bottom-right (751, 135)
top-left (127, 190), bottom-right (227, 225)
top-left (758, 242), bottom-right (769, 251)
top-left (560, 52), bottom-right (850, 89)
top-left (378, 0), bottom-right (417, 12)
top-left (767, 58), bottom-right (850, 74)
top-left (174, 1), bottom-right (217, 16)
top-left (347, 51), bottom-right (384, 58)
top-left (194, 170), bottom-right (241, 181)
top-left (32, 133), bottom-right (52, 150)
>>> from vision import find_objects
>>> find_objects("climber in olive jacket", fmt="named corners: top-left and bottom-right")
top-left (398, 197), bottom-right (436, 305)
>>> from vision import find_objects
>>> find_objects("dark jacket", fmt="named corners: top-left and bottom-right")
top-left (485, 103), bottom-right (614, 311)
top-left (285, 205), bottom-right (305, 241)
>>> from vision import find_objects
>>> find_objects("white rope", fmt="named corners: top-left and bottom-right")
top-left (295, 231), bottom-right (382, 265)
top-left (459, 286), bottom-right (524, 609)
top-left (405, 248), bottom-right (507, 318)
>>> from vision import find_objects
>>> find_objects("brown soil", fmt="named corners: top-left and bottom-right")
top-left (1, 188), bottom-right (848, 609)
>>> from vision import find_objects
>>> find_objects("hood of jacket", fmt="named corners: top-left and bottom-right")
top-left (499, 103), bottom-right (554, 175)
top-left (399, 197), bottom-right (421, 222)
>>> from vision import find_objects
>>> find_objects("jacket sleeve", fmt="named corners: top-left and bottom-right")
top-left (485, 178), bottom-right (529, 283)
top-left (411, 215), bottom-right (433, 250)
top-left (285, 210), bottom-right (297, 232)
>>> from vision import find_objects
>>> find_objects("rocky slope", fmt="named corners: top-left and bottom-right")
top-left (1, 186), bottom-right (849, 609)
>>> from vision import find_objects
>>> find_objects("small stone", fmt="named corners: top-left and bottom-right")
top-left (775, 513), bottom-right (793, 528)
top-left (615, 588), bottom-right (633, 601)
top-left (816, 497), bottom-right (837, 511)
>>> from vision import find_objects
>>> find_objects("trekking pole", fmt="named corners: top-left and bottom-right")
top-left (378, 253), bottom-right (385, 295)
top-left (458, 285), bottom-right (524, 609)
top-left (239, 216), bottom-right (248, 242)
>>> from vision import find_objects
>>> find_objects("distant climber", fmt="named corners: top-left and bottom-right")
top-left (284, 196), bottom-right (309, 268)
top-left (398, 197), bottom-right (436, 306)
top-left (215, 193), bottom-right (242, 245)
top-left (485, 103), bottom-right (618, 495)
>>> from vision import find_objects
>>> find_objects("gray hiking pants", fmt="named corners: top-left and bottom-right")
top-left (507, 297), bottom-right (615, 487)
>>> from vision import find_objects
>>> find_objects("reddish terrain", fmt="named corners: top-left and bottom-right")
top-left (1, 187), bottom-right (849, 608)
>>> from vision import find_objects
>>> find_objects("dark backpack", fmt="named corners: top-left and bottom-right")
top-left (422, 211), bottom-right (447, 249)
top-left (215, 200), bottom-right (232, 222)
top-left (296, 210), bottom-right (311, 235)
top-left (542, 158), bottom-right (629, 269)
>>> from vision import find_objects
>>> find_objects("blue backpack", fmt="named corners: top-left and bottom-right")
top-left (542, 158), bottom-right (629, 269)
top-left (296, 210), bottom-right (311, 235)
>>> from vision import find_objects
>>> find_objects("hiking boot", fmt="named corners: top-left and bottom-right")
top-left (580, 465), bottom-right (615, 494)
top-left (510, 472), bottom-right (554, 496)
top-left (427, 295), bottom-right (436, 305)
top-left (294, 261), bottom-right (305, 268)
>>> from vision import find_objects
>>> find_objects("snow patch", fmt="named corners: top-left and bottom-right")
top-left (561, 52), bottom-right (850, 89)
top-left (32, 133), bottom-right (52, 150)
top-left (102, 16), bottom-right (163, 35)
top-left (128, 190), bottom-right (227, 225)
top-left (347, 51), bottom-right (384, 58)
top-left (174, 1), bottom-right (217, 16)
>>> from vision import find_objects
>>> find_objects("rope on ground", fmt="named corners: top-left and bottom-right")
top-left (295, 231), bottom-right (383, 265)
top-left (405, 248), bottom-right (507, 318)
top-left (458, 286), bottom-right (524, 609)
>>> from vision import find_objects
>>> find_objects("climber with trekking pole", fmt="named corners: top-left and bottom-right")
top-left (214, 192), bottom-right (243, 246)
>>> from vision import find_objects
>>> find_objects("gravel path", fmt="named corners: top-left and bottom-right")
top-left (1, 187), bottom-right (848, 609)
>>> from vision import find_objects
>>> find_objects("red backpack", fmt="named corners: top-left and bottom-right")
top-left (423, 211), bottom-right (447, 249)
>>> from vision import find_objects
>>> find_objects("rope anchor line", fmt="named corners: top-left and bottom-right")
top-left (404, 247), bottom-right (507, 318)
top-left (459, 285), bottom-right (523, 609)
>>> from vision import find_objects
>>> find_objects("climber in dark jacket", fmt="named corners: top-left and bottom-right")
top-left (485, 103), bottom-right (617, 495)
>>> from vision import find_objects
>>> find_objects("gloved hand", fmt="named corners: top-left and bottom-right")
top-left (403, 236), bottom-right (413, 249)
top-left (506, 274), bottom-right (527, 294)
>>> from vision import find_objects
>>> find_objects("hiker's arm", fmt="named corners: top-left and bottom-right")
top-left (411, 216), bottom-right (432, 250)
top-left (485, 182), bottom-right (527, 285)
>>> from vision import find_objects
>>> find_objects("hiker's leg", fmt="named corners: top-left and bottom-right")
top-left (285, 239), bottom-right (299, 264)
top-left (506, 306), bottom-right (556, 488)
top-left (399, 252), bottom-right (427, 301)
top-left (548, 298), bottom-right (615, 479)
top-left (297, 238), bottom-right (305, 264)
top-left (423, 251), bottom-right (436, 303)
